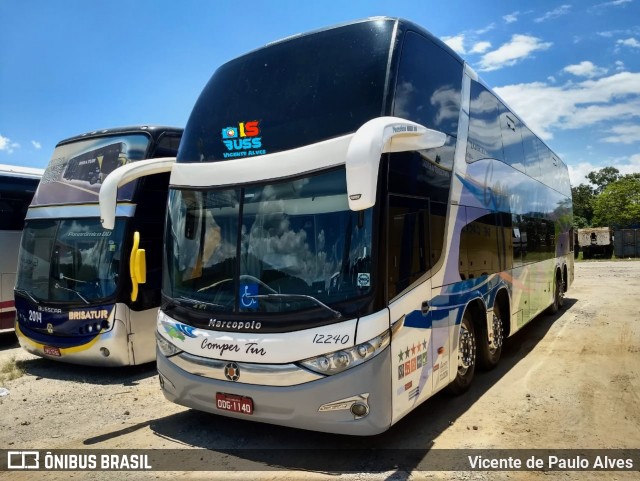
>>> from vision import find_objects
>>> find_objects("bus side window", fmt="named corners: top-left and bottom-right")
top-left (393, 31), bottom-right (463, 137)
top-left (387, 195), bottom-right (429, 299)
top-left (513, 215), bottom-right (526, 267)
top-left (466, 81), bottom-right (504, 163)
top-left (460, 208), bottom-right (500, 280)
top-left (500, 110), bottom-right (525, 172)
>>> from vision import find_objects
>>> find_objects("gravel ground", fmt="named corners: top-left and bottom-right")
top-left (1, 260), bottom-right (639, 480)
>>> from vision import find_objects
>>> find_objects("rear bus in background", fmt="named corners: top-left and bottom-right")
top-left (101, 17), bottom-right (573, 434)
top-left (15, 126), bottom-right (182, 365)
top-left (0, 165), bottom-right (43, 332)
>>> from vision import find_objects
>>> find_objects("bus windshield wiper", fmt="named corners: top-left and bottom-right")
top-left (15, 288), bottom-right (38, 304)
top-left (59, 273), bottom-right (96, 285)
top-left (54, 283), bottom-right (89, 305)
top-left (246, 293), bottom-right (342, 319)
top-left (177, 296), bottom-right (227, 310)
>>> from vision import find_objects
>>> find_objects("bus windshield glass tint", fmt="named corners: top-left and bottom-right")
top-left (163, 169), bottom-right (373, 315)
top-left (177, 19), bottom-right (394, 162)
top-left (17, 219), bottom-right (127, 303)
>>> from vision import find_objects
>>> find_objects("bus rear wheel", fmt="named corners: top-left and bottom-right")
top-left (447, 310), bottom-right (477, 395)
top-left (478, 303), bottom-right (504, 370)
top-left (546, 274), bottom-right (564, 315)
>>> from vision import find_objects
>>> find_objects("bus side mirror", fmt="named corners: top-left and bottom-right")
top-left (99, 157), bottom-right (176, 230)
top-left (345, 117), bottom-right (447, 211)
top-left (129, 231), bottom-right (146, 302)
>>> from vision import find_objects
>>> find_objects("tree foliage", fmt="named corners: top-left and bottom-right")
top-left (586, 166), bottom-right (621, 194)
top-left (571, 184), bottom-right (595, 225)
top-left (592, 175), bottom-right (640, 228)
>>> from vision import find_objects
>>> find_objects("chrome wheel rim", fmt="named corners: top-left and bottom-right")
top-left (457, 323), bottom-right (476, 375)
top-left (489, 311), bottom-right (503, 355)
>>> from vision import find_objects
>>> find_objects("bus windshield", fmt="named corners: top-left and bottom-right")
top-left (17, 219), bottom-right (126, 304)
top-left (177, 19), bottom-right (394, 162)
top-left (163, 168), bottom-right (373, 316)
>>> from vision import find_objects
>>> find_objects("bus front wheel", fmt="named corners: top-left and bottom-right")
top-left (447, 310), bottom-right (477, 395)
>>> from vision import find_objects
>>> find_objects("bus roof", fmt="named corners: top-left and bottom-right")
top-left (57, 125), bottom-right (183, 147)
top-left (243, 17), bottom-right (464, 67)
top-left (0, 163), bottom-right (44, 179)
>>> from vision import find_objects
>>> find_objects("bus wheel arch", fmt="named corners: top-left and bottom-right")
top-left (447, 300), bottom-right (482, 395)
top-left (478, 288), bottom-right (509, 370)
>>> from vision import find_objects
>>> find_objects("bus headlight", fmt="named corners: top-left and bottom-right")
top-left (156, 330), bottom-right (182, 357)
top-left (299, 330), bottom-right (390, 375)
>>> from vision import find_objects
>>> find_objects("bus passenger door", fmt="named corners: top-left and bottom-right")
top-left (387, 194), bottom-right (436, 421)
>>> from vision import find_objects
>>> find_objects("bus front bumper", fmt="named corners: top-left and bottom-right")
top-left (157, 346), bottom-right (392, 436)
top-left (16, 319), bottom-right (132, 367)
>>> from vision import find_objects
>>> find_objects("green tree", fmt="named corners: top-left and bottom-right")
top-left (592, 176), bottom-right (640, 228)
top-left (586, 166), bottom-right (621, 194)
top-left (571, 184), bottom-right (595, 225)
top-left (572, 215), bottom-right (589, 228)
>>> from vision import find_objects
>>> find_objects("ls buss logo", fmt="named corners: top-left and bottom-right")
top-left (221, 121), bottom-right (266, 158)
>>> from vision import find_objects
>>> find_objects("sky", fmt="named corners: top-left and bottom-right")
top-left (1, 0), bottom-right (639, 187)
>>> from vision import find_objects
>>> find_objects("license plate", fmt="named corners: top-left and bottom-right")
top-left (43, 345), bottom-right (61, 357)
top-left (215, 392), bottom-right (254, 415)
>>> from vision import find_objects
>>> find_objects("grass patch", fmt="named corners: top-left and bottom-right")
top-left (0, 356), bottom-right (25, 384)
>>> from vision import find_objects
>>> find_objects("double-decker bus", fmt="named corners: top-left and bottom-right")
top-left (101, 18), bottom-right (573, 434)
top-left (0, 165), bottom-right (43, 332)
top-left (15, 126), bottom-right (182, 366)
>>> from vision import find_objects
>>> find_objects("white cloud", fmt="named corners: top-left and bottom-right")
top-left (443, 34), bottom-right (465, 54)
top-left (591, 0), bottom-right (633, 10)
top-left (503, 12), bottom-right (519, 24)
top-left (548, 75), bottom-right (557, 83)
top-left (563, 61), bottom-right (608, 78)
top-left (31, 140), bottom-right (42, 149)
top-left (494, 71), bottom-right (640, 140)
top-left (0, 134), bottom-right (20, 154)
top-left (598, 27), bottom-right (640, 38)
top-left (617, 37), bottom-right (640, 48)
top-left (569, 157), bottom-right (640, 186)
top-left (475, 23), bottom-right (495, 35)
top-left (601, 124), bottom-right (640, 144)
top-left (534, 4), bottom-right (572, 23)
top-left (478, 34), bottom-right (552, 72)
top-left (470, 41), bottom-right (491, 54)
top-left (569, 162), bottom-right (601, 186)
top-left (616, 60), bottom-right (625, 71)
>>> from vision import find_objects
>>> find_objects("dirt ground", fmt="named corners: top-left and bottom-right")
top-left (1, 261), bottom-right (639, 481)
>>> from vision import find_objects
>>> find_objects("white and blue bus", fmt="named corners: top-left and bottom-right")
top-left (15, 126), bottom-right (182, 366)
top-left (101, 18), bottom-right (573, 433)
top-left (0, 164), bottom-right (43, 333)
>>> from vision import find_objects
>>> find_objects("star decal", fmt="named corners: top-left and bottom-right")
top-left (422, 339), bottom-right (427, 351)
top-left (404, 347), bottom-right (410, 359)
top-left (411, 344), bottom-right (416, 355)
top-left (398, 350), bottom-right (404, 362)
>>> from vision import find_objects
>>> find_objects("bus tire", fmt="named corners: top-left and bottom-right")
top-left (546, 273), bottom-right (564, 314)
top-left (447, 310), bottom-right (477, 395)
top-left (478, 302), bottom-right (504, 370)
